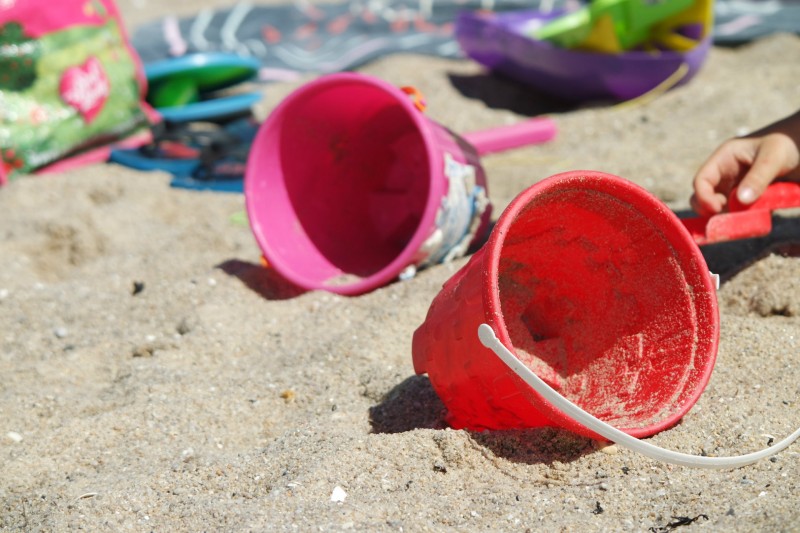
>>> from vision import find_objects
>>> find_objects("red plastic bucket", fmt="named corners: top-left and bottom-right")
top-left (412, 171), bottom-right (720, 439)
top-left (245, 73), bottom-right (555, 296)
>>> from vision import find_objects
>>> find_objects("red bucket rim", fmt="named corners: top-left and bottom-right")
top-left (481, 170), bottom-right (720, 437)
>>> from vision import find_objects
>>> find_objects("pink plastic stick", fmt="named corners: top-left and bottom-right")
top-left (462, 117), bottom-right (557, 156)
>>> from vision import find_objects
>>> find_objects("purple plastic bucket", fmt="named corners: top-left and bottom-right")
top-left (244, 73), bottom-right (493, 296)
top-left (455, 10), bottom-right (711, 102)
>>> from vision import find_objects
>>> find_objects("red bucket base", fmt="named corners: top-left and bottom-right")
top-left (413, 171), bottom-right (719, 439)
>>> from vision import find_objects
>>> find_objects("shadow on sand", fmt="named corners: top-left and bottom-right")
top-left (216, 259), bottom-right (307, 301)
top-left (369, 374), bottom-right (595, 465)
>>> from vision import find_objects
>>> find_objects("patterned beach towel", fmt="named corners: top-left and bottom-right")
top-left (132, 0), bottom-right (548, 81)
top-left (131, 0), bottom-right (800, 80)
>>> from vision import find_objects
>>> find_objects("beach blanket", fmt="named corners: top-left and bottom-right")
top-left (714, 0), bottom-right (800, 44)
top-left (131, 0), bottom-right (800, 79)
top-left (131, 0), bottom-right (559, 81)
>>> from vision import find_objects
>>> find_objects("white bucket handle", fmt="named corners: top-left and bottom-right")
top-left (478, 324), bottom-right (800, 469)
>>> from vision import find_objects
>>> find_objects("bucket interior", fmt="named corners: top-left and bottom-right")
top-left (250, 79), bottom-right (432, 288)
top-left (496, 186), bottom-right (712, 431)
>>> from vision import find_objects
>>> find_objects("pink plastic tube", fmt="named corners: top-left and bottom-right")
top-left (463, 117), bottom-right (557, 156)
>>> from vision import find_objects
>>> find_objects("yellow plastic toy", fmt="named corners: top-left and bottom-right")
top-left (533, 0), bottom-right (713, 53)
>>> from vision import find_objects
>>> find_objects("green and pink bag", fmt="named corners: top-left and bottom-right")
top-left (0, 0), bottom-right (151, 184)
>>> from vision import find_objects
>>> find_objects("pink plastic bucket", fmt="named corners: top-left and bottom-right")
top-left (245, 73), bottom-right (555, 295)
top-left (412, 171), bottom-right (720, 439)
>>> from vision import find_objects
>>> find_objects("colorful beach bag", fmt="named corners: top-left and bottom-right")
top-left (0, 0), bottom-right (150, 184)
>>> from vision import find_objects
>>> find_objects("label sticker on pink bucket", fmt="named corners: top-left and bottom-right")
top-left (416, 152), bottom-right (489, 269)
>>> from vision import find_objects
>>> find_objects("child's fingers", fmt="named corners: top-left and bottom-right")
top-left (692, 151), bottom-right (733, 215)
top-left (690, 189), bottom-right (726, 216)
top-left (737, 134), bottom-right (797, 204)
top-left (690, 175), bottom-right (724, 215)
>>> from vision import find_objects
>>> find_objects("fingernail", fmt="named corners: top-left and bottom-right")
top-left (737, 187), bottom-right (756, 204)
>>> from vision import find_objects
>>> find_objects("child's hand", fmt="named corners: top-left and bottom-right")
top-left (691, 133), bottom-right (800, 216)
top-left (691, 111), bottom-right (800, 216)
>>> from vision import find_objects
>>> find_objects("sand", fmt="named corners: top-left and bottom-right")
top-left (2, 1), bottom-right (800, 531)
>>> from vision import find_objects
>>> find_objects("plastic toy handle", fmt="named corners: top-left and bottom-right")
top-left (728, 182), bottom-right (800, 213)
top-left (478, 324), bottom-right (800, 469)
top-left (462, 117), bottom-right (557, 156)
top-left (532, 7), bottom-right (591, 47)
top-left (683, 182), bottom-right (800, 245)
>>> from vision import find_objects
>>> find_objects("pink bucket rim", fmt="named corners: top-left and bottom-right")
top-left (244, 72), bottom-right (447, 295)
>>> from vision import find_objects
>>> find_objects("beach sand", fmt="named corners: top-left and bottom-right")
top-left (2, 2), bottom-right (799, 530)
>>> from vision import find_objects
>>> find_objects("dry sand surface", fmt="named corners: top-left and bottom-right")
top-left (2, 1), bottom-right (800, 531)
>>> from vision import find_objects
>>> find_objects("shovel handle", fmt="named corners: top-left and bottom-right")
top-left (462, 117), bottom-right (557, 156)
top-left (682, 182), bottom-right (800, 245)
top-left (728, 182), bottom-right (800, 212)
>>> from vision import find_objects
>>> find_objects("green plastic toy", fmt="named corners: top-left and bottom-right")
top-left (145, 53), bottom-right (261, 109)
top-left (532, 0), bottom-right (695, 52)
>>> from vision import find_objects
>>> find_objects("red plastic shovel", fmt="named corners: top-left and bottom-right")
top-left (682, 182), bottom-right (800, 245)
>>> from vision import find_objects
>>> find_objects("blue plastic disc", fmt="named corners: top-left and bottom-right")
top-left (156, 91), bottom-right (263, 122)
